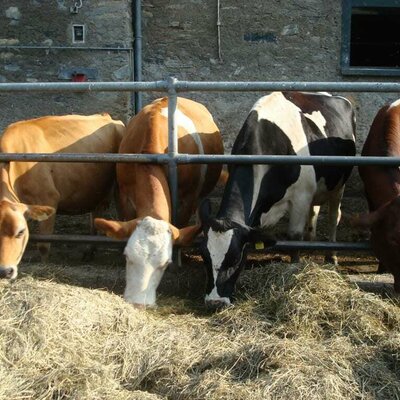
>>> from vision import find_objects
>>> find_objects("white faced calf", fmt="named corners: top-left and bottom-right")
top-left (95, 216), bottom-right (200, 307)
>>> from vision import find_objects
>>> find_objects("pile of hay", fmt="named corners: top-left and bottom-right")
top-left (1, 261), bottom-right (400, 399)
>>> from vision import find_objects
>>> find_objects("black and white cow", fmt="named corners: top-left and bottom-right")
top-left (199, 91), bottom-right (356, 308)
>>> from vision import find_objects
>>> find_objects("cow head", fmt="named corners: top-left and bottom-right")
top-left (199, 199), bottom-right (276, 309)
top-left (350, 197), bottom-right (400, 290)
top-left (94, 216), bottom-right (201, 307)
top-left (0, 200), bottom-right (55, 280)
top-left (350, 197), bottom-right (400, 243)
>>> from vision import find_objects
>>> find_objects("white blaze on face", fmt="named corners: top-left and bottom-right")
top-left (205, 228), bottom-right (234, 305)
top-left (123, 217), bottom-right (173, 307)
top-left (160, 106), bottom-right (207, 197)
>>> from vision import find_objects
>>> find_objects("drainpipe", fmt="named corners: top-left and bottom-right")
top-left (217, 0), bottom-right (223, 62)
top-left (133, 0), bottom-right (143, 113)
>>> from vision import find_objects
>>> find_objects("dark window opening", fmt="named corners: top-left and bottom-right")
top-left (350, 7), bottom-right (400, 68)
top-left (341, 1), bottom-right (400, 76)
top-left (72, 25), bottom-right (85, 44)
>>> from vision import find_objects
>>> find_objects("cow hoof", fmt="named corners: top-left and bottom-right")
top-left (290, 255), bottom-right (301, 263)
top-left (325, 255), bottom-right (338, 266)
top-left (82, 246), bottom-right (96, 262)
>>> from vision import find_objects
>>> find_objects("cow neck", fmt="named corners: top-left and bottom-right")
top-left (217, 165), bottom-right (254, 227)
top-left (0, 163), bottom-right (19, 203)
top-left (134, 164), bottom-right (171, 222)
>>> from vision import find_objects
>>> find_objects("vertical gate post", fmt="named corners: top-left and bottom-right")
top-left (167, 76), bottom-right (179, 226)
top-left (167, 77), bottom-right (181, 266)
top-left (133, 0), bottom-right (143, 113)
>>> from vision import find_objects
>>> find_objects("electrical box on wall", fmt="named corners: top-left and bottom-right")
top-left (72, 24), bottom-right (85, 44)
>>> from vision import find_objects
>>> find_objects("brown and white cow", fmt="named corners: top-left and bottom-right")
top-left (351, 99), bottom-right (400, 292)
top-left (95, 97), bottom-right (224, 307)
top-left (0, 113), bottom-right (125, 279)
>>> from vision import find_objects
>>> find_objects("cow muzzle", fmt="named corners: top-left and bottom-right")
top-left (205, 298), bottom-right (232, 310)
top-left (0, 267), bottom-right (16, 280)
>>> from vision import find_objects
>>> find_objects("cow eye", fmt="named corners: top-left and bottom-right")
top-left (15, 229), bottom-right (25, 238)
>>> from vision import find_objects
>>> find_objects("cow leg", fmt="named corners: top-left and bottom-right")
top-left (377, 261), bottom-right (387, 274)
top-left (394, 272), bottom-right (400, 293)
top-left (287, 197), bottom-right (312, 263)
top-left (82, 212), bottom-right (99, 261)
top-left (118, 187), bottom-right (136, 221)
top-left (37, 213), bottom-right (56, 262)
top-left (83, 197), bottom-right (112, 261)
top-left (304, 205), bottom-right (321, 241)
top-left (324, 187), bottom-right (344, 266)
top-left (170, 198), bottom-right (195, 272)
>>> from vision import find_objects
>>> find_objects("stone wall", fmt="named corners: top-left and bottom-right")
top-left (0, 0), bottom-right (133, 129)
top-left (1, 0), bottom-right (398, 196)
top-left (141, 0), bottom-right (399, 195)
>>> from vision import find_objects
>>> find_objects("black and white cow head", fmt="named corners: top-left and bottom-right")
top-left (199, 199), bottom-right (276, 309)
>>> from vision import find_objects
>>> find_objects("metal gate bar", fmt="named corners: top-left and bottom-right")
top-left (1, 77), bottom-right (399, 252)
top-left (29, 234), bottom-right (371, 252)
top-left (1, 153), bottom-right (400, 167)
top-left (1, 80), bottom-right (400, 92)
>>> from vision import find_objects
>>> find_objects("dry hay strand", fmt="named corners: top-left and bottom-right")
top-left (0, 261), bottom-right (400, 399)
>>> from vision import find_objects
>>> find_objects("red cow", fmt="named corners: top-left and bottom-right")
top-left (352, 99), bottom-right (400, 291)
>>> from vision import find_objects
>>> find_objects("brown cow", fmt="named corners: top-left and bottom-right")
top-left (351, 99), bottom-right (400, 291)
top-left (0, 113), bottom-right (125, 279)
top-left (95, 97), bottom-right (224, 307)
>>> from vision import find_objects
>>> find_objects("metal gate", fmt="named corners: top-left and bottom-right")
top-left (2, 77), bottom-right (400, 253)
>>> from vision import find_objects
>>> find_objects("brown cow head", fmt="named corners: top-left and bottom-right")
top-left (350, 196), bottom-right (400, 290)
top-left (0, 200), bottom-right (55, 280)
top-left (350, 197), bottom-right (400, 243)
top-left (94, 216), bottom-right (201, 307)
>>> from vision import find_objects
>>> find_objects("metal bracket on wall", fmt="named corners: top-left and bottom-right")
top-left (70, 0), bottom-right (83, 14)
top-left (58, 67), bottom-right (98, 81)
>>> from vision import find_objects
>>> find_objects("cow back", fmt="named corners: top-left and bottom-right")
top-left (359, 102), bottom-right (400, 210)
top-left (0, 114), bottom-right (125, 214)
top-left (117, 97), bottom-right (223, 225)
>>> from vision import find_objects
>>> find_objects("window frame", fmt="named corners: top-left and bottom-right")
top-left (341, 0), bottom-right (400, 76)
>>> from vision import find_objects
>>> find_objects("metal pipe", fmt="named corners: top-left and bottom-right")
top-left (0, 153), bottom-right (170, 163)
top-left (29, 234), bottom-right (371, 252)
top-left (175, 154), bottom-right (400, 166)
top-left (0, 81), bottom-right (168, 93)
top-left (2, 79), bottom-right (400, 93)
top-left (174, 80), bottom-right (400, 92)
top-left (30, 234), bottom-right (125, 246)
top-left (167, 77), bottom-right (179, 226)
top-left (217, 0), bottom-right (223, 62)
top-left (3, 153), bottom-right (400, 167)
top-left (133, 0), bottom-right (143, 112)
top-left (271, 240), bottom-right (370, 252)
top-left (0, 45), bottom-right (132, 52)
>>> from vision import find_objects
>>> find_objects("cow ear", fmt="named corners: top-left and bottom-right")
top-left (199, 198), bottom-right (211, 225)
top-left (246, 227), bottom-right (276, 247)
top-left (94, 218), bottom-right (140, 239)
top-left (170, 223), bottom-right (202, 246)
top-left (23, 204), bottom-right (56, 221)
